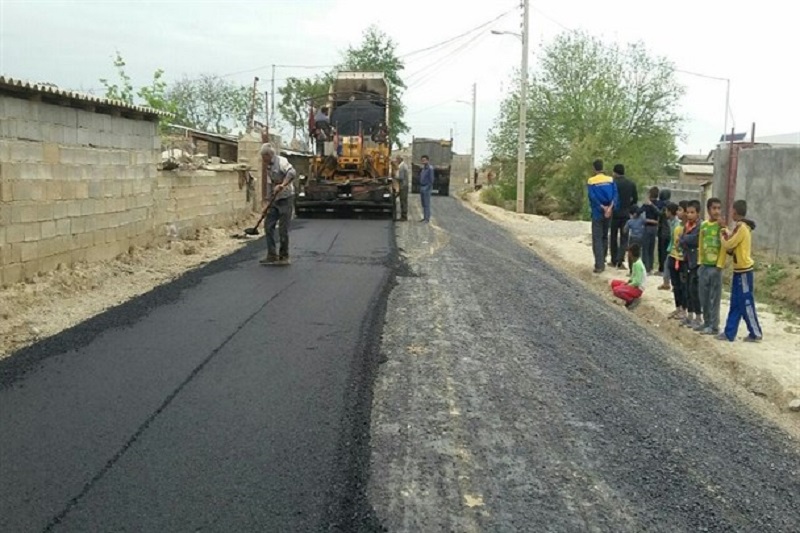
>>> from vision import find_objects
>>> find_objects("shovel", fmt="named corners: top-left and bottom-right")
top-left (243, 192), bottom-right (279, 236)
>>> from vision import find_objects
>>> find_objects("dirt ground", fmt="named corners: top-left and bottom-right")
top-left (0, 225), bottom-right (254, 359)
top-left (463, 191), bottom-right (800, 415)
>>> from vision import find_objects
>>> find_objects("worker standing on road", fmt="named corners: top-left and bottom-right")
top-left (259, 143), bottom-right (296, 266)
top-left (419, 155), bottom-right (434, 223)
top-left (394, 155), bottom-right (409, 221)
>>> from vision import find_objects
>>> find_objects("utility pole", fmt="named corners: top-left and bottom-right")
top-left (723, 78), bottom-right (730, 142)
top-left (516, 0), bottom-right (530, 214)
top-left (271, 64), bottom-right (276, 128)
top-left (470, 82), bottom-right (477, 183)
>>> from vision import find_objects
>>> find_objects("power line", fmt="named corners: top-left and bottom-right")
top-left (398, 5), bottom-right (517, 59)
top-left (406, 32), bottom-right (491, 91)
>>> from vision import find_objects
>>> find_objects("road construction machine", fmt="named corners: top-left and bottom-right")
top-left (295, 71), bottom-right (394, 217)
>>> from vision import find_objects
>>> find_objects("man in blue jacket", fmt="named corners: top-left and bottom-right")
top-left (587, 159), bottom-right (619, 273)
top-left (419, 155), bottom-right (434, 223)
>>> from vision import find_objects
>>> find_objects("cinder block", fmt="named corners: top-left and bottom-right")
top-left (17, 120), bottom-right (44, 142)
top-left (80, 198), bottom-right (96, 216)
top-left (0, 181), bottom-right (14, 202)
top-left (11, 181), bottom-right (32, 201)
top-left (36, 205), bottom-right (54, 222)
top-left (41, 220), bottom-right (56, 239)
top-left (53, 202), bottom-right (68, 220)
top-left (67, 200), bottom-right (81, 217)
top-left (20, 241), bottom-right (40, 262)
top-left (75, 182), bottom-right (89, 199)
top-left (30, 182), bottom-right (45, 201)
top-left (43, 142), bottom-right (60, 164)
top-left (23, 222), bottom-right (42, 242)
top-left (76, 232), bottom-right (93, 249)
top-left (19, 205), bottom-right (38, 223)
top-left (88, 180), bottom-right (103, 199)
top-left (70, 216), bottom-right (85, 235)
top-left (2, 263), bottom-right (23, 287)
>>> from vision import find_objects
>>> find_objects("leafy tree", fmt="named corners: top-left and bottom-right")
top-left (100, 51), bottom-right (175, 132)
top-left (339, 25), bottom-right (408, 149)
top-left (99, 51), bottom-right (135, 104)
top-left (278, 76), bottom-right (331, 144)
top-left (168, 74), bottom-right (263, 134)
top-left (488, 31), bottom-right (684, 216)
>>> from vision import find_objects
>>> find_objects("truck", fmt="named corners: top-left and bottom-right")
top-left (410, 137), bottom-right (452, 196)
top-left (294, 71), bottom-right (394, 218)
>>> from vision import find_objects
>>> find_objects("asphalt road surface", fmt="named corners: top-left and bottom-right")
top-left (4, 195), bottom-right (800, 533)
top-left (0, 217), bottom-right (392, 532)
top-left (371, 195), bottom-right (800, 532)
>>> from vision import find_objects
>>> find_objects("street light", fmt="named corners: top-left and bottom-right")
top-left (491, 0), bottom-right (529, 214)
top-left (675, 69), bottom-right (732, 143)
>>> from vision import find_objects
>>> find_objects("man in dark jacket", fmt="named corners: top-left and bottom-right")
top-left (656, 189), bottom-right (672, 273)
top-left (609, 164), bottom-right (638, 268)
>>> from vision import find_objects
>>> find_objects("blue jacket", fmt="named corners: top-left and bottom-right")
top-left (625, 214), bottom-right (646, 242)
top-left (587, 173), bottom-right (619, 220)
top-left (420, 164), bottom-right (435, 189)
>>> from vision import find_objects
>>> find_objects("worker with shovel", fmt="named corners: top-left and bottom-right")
top-left (259, 143), bottom-right (296, 266)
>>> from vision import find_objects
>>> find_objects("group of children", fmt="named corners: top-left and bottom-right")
top-left (610, 196), bottom-right (764, 343)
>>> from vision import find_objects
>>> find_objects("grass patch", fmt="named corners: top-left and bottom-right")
top-left (754, 255), bottom-right (800, 322)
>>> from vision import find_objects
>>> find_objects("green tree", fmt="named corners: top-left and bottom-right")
top-left (168, 74), bottom-right (263, 134)
top-left (100, 51), bottom-right (175, 132)
top-left (488, 31), bottom-right (684, 216)
top-left (278, 76), bottom-right (331, 144)
top-left (99, 51), bottom-right (135, 104)
top-left (339, 25), bottom-right (408, 149)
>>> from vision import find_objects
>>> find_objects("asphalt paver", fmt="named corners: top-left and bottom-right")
top-left (1, 217), bottom-right (392, 532)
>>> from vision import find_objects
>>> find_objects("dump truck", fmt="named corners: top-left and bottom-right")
top-left (295, 71), bottom-right (394, 217)
top-left (411, 137), bottom-right (452, 196)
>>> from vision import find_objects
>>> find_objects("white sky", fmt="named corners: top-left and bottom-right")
top-left (1, 0), bottom-right (798, 163)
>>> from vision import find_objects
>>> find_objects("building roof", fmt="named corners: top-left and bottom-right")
top-left (167, 124), bottom-right (238, 146)
top-left (680, 164), bottom-right (714, 175)
top-left (678, 154), bottom-right (711, 164)
top-left (0, 75), bottom-right (168, 119)
top-left (757, 132), bottom-right (800, 145)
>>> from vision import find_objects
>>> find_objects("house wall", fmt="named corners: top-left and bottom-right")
top-left (0, 95), bottom-right (252, 286)
top-left (732, 147), bottom-right (800, 257)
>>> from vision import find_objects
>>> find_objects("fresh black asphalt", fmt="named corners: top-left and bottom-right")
top-left (0, 217), bottom-right (393, 532)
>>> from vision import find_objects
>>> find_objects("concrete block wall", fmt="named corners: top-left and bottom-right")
top-left (734, 147), bottom-right (800, 257)
top-left (154, 170), bottom-right (252, 239)
top-left (0, 94), bottom-right (252, 286)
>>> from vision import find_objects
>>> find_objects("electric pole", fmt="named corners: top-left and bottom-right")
top-left (470, 82), bottom-right (477, 183)
top-left (271, 64), bottom-right (276, 128)
top-left (516, 0), bottom-right (529, 214)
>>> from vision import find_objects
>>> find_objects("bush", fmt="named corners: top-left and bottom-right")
top-left (480, 186), bottom-right (505, 207)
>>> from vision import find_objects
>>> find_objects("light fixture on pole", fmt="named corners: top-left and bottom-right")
top-left (490, 0), bottom-right (529, 214)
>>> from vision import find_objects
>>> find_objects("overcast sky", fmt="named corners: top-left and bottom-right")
top-left (1, 0), bottom-right (797, 163)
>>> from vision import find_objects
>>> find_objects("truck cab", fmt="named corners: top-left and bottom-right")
top-left (410, 137), bottom-right (452, 196)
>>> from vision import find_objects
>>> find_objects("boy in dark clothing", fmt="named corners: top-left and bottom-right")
top-left (610, 164), bottom-right (638, 268)
top-left (667, 201), bottom-right (688, 320)
top-left (657, 189), bottom-right (672, 273)
top-left (638, 187), bottom-right (661, 273)
top-left (624, 204), bottom-right (645, 273)
top-left (679, 200), bottom-right (702, 328)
